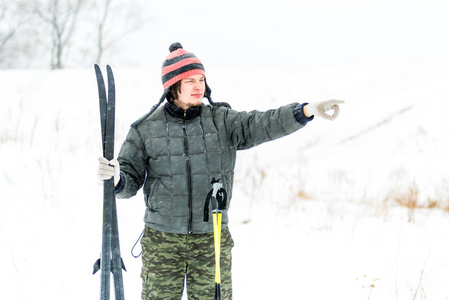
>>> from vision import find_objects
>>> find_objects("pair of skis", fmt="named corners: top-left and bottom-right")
top-left (92, 64), bottom-right (126, 300)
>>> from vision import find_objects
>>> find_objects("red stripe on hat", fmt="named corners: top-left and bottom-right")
top-left (161, 56), bottom-right (203, 77)
top-left (162, 69), bottom-right (206, 90)
top-left (165, 49), bottom-right (189, 60)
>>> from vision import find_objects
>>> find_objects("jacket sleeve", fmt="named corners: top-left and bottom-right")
top-left (221, 103), bottom-right (310, 150)
top-left (115, 126), bottom-right (148, 199)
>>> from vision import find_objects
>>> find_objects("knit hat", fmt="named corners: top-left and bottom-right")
top-left (131, 43), bottom-right (230, 128)
top-left (161, 42), bottom-right (206, 90)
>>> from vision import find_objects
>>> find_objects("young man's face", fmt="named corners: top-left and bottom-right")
top-left (174, 74), bottom-right (205, 110)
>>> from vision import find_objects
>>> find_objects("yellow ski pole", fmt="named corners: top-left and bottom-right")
top-left (205, 178), bottom-right (227, 300)
top-left (212, 208), bottom-right (222, 300)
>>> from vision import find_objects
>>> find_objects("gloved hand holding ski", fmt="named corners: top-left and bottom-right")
top-left (305, 99), bottom-right (345, 120)
top-left (98, 157), bottom-right (120, 187)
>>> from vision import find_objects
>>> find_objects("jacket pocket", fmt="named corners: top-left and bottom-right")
top-left (145, 179), bottom-right (160, 210)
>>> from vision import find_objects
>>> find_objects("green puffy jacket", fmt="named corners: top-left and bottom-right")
top-left (116, 102), bottom-right (308, 234)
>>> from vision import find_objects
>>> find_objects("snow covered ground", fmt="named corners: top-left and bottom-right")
top-left (1, 59), bottom-right (448, 300)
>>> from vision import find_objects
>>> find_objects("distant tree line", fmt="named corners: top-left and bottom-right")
top-left (0, 0), bottom-right (147, 69)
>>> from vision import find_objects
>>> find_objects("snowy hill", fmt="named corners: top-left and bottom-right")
top-left (1, 60), bottom-right (449, 299)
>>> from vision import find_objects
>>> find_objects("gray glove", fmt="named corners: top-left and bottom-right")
top-left (98, 157), bottom-right (120, 186)
top-left (306, 100), bottom-right (345, 120)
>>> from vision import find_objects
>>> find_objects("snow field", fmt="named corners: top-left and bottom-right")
top-left (1, 60), bottom-right (448, 299)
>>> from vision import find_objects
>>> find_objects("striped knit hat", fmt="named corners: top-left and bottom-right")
top-left (131, 43), bottom-right (230, 127)
top-left (161, 42), bottom-right (206, 90)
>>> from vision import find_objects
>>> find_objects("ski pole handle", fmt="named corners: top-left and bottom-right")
top-left (212, 180), bottom-right (222, 199)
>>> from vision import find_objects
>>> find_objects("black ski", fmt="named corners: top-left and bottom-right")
top-left (93, 64), bottom-right (126, 300)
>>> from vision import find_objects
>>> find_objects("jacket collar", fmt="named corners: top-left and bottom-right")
top-left (164, 101), bottom-right (201, 120)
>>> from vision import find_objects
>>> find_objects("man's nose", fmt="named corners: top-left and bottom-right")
top-left (194, 81), bottom-right (202, 90)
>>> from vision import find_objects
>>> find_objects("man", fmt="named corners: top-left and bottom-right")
top-left (98, 42), bottom-right (343, 300)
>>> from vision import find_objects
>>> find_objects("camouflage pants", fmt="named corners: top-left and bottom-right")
top-left (140, 226), bottom-right (234, 300)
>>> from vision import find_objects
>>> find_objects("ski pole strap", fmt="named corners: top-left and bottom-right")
top-left (203, 189), bottom-right (213, 222)
top-left (131, 229), bottom-right (145, 258)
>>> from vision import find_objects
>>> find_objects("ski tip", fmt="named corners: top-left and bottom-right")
top-left (94, 64), bottom-right (100, 70)
top-left (106, 65), bottom-right (115, 83)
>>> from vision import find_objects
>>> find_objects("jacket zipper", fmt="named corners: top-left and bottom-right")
top-left (182, 111), bottom-right (194, 234)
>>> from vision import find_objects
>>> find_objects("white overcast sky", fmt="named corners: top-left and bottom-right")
top-left (118, 0), bottom-right (448, 72)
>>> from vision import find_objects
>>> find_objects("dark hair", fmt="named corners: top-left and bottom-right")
top-left (166, 81), bottom-right (182, 103)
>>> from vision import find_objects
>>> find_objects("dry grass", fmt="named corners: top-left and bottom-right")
top-left (383, 182), bottom-right (449, 222)
top-left (295, 189), bottom-right (314, 200)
